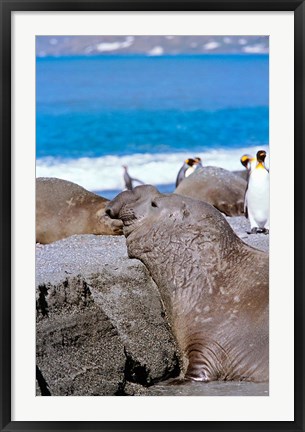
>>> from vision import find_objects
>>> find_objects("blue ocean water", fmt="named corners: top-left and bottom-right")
top-left (36, 54), bottom-right (269, 197)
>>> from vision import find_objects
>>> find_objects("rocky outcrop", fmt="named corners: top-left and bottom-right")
top-left (36, 235), bottom-right (180, 396)
top-left (36, 217), bottom-right (269, 396)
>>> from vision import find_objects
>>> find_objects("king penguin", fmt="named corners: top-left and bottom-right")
top-left (244, 150), bottom-right (269, 234)
top-left (240, 154), bottom-right (257, 172)
top-left (194, 157), bottom-right (203, 168)
top-left (175, 158), bottom-right (201, 188)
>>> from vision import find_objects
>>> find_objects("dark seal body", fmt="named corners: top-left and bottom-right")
top-left (175, 166), bottom-right (247, 216)
top-left (232, 169), bottom-right (249, 181)
top-left (36, 177), bottom-right (123, 244)
top-left (106, 185), bottom-right (269, 383)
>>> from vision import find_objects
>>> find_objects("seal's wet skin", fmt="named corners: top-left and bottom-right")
top-left (106, 185), bottom-right (269, 384)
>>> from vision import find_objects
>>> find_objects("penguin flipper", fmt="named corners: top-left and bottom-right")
top-left (176, 166), bottom-right (185, 188)
top-left (244, 195), bottom-right (248, 218)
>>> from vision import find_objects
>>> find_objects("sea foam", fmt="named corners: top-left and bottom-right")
top-left (36, 145), bottom-right (269, 193)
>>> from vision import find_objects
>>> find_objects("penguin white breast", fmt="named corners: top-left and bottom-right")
top-left (246, 168), bottom-right (269, 224)
top-left (185, 166), bottom-right (195, 178)
top-left (249, 159), bottom-right (257, 172)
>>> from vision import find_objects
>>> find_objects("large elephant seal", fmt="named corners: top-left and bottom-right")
top-left (174, 166), bottom-right (247, 216)
top-left (106, 185), bottom-right (269, 383)
top-left (36, 177), bottom-right (123, 244)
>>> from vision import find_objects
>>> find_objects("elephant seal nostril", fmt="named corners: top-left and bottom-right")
top-left (105, 202), bottom-right (121, 219)
top-left (105, 207), bottom-right (112, 217)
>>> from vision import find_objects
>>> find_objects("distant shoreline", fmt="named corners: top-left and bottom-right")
top-left (36, 52), bottom-right (269, 60)
top-left (36, 35), bottom-right (269, 58)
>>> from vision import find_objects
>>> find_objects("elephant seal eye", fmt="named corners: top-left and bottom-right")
top-left (151, 201), bottom-right (158, 208)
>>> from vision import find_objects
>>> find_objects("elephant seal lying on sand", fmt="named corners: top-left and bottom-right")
top-left (175, 166), bottom-right (247, 217)
top-left (36, 177), bottom-right (123, 244)
top-left (106, 185), bottom-right (269, 383)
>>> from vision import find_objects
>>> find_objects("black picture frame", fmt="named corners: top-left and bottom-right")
top-left (1, 1), bottom-right (304, 431)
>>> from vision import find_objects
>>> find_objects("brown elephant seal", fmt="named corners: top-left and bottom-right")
top-left (174, 166), bottom-right (247, 216)
top-left (106, 185), bottom-right (269, 383)
top-left (232, 169), bottom-right (248, 181)
top-left (36, 177), bottom-right (123, 244)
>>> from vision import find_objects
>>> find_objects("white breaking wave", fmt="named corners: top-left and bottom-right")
top-left (36, 145), bottom-right (269, 192)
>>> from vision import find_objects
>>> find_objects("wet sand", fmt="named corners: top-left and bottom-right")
top-left (144, 380), bottom-right (269, 396)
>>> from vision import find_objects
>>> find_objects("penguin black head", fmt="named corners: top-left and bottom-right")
top-left (240, 154), bottom-right (252, 168)
top-left (194, 157), bottom-right (202, 164)
top-left (186, 158), bottom-right (196, 166)
top-left (256, 150), bottom-right (266, 163)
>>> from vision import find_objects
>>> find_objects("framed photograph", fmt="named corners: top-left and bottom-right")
top-left (1, 0), bottom-right (304, 431)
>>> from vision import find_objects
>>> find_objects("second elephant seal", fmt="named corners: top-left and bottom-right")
top-left (36, 177), bottom-right (123, 244)
top-left (106, 185), bottom-right (269, 383)
top-left (174, 166), bottom-right (247, 216)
